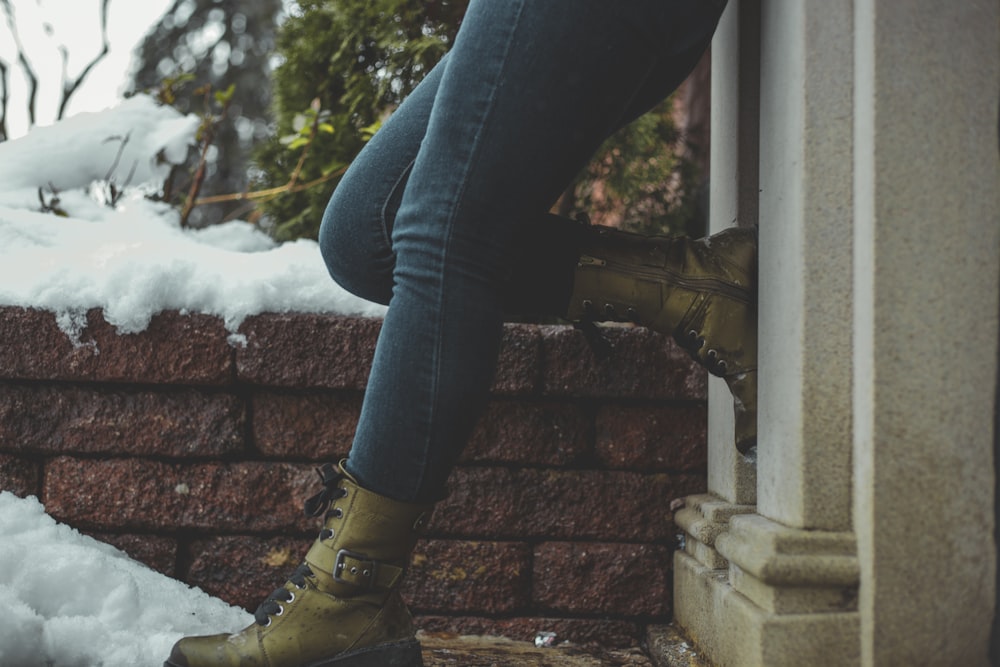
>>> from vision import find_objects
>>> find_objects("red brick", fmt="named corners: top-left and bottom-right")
top-left (533, 542), bottom-right (672, 616)
top-left (404, 540), bottom-right (531, 614)
top-left (186, 535), bottom-right (309, 611)
top-left (431, 467), bottom-right (706, 542)
top-left (491, 325), bottom-right (542, 395)
top-left (540, 325), bottom-right (706, 399)
top-left (88, 532), bottom-right (178, 577)
top-left (0, 454), bottom-right (40, 497)
top-left (236, 314), bottom-right (381, 389)
top-left (415, 616), bottom-right (643, 648)
top-left (252, 392), bottom-right (359, 459)
top-left (0, 385), bottom-right (245, 457)
top-left (43, 457), bottom-right (320, 533)
top-left (462, 402), bottom-right (590, 466)
top-left (595, 405), bottom-right (707, 471)
top-left (0, 307), bottom-right (233, 384)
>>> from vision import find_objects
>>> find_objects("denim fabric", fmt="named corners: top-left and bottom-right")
top-left (319, 0), bottom-right (726, 502)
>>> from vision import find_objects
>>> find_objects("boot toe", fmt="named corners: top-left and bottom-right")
top-left (164, 641), bottom-right (190, 667)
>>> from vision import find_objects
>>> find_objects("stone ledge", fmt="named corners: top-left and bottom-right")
top-left (673, 551), bottom-right (861, 667)
top-left (715, 514), bottom-right (859, 587)
top-left (675, 494), bottom-right (757, 546)
top-left (674, 493), bottom-right (757, 570)
top-left (711, 513), bottom-right (860, 615)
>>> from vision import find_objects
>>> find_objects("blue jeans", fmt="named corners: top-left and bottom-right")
top-left (319, 0), bottom-right (726, 503)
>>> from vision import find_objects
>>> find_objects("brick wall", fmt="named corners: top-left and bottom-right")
top-left (0, 306), bottom-right (707, 647)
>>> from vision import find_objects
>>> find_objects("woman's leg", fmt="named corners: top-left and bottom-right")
top-left (318, 60), bottom-right (446, 306)
top-left (167, 4), bottom-right (731, 665)
top-left (343, 0), bottom-right (728, 503)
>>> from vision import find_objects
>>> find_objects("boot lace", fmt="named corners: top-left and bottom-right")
top-left (253, 463), bottom-right (350, 627)
top-left (254, 562), bottom-right (312, 626)
top-left (679, 328), bottom-right (729, 376)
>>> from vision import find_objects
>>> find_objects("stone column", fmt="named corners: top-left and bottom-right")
top-left (673, 0), bottom-right (998, 666)
top-left (852, 0), bottom-right (998, 664)
top-left (673, 0), bottom-right (758, 597)
top-left (676, 0), bottom-right (861, 664)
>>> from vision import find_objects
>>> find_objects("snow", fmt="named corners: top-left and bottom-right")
top-left (0, 492), bottom-right (253, 666)
top-left (0, 96), bottom-right (386, 664)
top-left (0, 93), bottom-right (387, 339)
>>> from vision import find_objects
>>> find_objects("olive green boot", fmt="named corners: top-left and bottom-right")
top-left (567, 224), bottom-right (758, 454)
top-left (164, 461), bottom-right (432, 667)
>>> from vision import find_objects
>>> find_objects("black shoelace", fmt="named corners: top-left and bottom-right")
top-left (254, 562), bottom-right (313, 626)
top-left (253, 463), bottom-right (350, 627)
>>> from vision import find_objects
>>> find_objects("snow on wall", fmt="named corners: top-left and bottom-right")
top-left (0, 94), bottom-right (387, 340)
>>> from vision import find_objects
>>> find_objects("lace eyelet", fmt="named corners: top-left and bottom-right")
top-left (274, 605), bottom-right (284, 617)
top-left (286, 592), bottom-right (296, 604)
top-left (332, 508), bottom-right (343, 519)
top-left (262, 617), bottom-right (272, 627)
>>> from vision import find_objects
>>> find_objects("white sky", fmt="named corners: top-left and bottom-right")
top-left (1, 0), bottom-right (175, 137)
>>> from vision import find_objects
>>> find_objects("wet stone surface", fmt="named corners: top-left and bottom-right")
top-left (419, 633), bottom-right (653, 667)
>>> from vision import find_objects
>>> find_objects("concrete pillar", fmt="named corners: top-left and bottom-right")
top-left (705, 0), bottom-right (759, 508)
top-left (755, 0), bottom-right (854, 533)
top-left (852, 1), bottom-right (999, 664)
top-left (675, 3), bottom-right (862, 665)
top-left (673, 0), bottom-right (998, 665)
top-left (673, 0), bottom-right (759, 606)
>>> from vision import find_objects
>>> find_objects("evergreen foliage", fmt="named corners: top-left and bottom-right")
top-left (565, 98), bottom-right (701, 237)
top-left (252, 0), bottom-right (466, 241)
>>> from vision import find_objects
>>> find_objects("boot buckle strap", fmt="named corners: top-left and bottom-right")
top-left (333, 549), bottom-right (377, 588)
top-left (332, 549), bottom-right (404, 590)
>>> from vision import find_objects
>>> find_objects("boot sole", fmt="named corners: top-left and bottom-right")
top-left (310, 639), bottom-right (424, 667)
top-left (162, 638), bottom-right (424, 667)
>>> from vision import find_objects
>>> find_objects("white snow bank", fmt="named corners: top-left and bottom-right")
top-left (0, 95), bottom-right (387, 337)
top-left (0, 95), bottom-right (197, 195)
top-left (0, 492), bottom-right (252, 667)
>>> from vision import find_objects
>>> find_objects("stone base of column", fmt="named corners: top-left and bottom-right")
top-left (672, 497), bottom-right (860, 667)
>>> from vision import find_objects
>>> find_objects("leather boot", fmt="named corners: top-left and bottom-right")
top-left (566, 223), bottom-right (758, 454)
top-left (164, 461), bottom-right (432, 667)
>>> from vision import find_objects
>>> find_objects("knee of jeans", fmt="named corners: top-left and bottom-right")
top-left (319, 213), bottom-right (394, 305)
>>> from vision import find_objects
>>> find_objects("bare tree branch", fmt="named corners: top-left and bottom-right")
top-left (1, 0), bottom-right (39, 126)
top-left (0, 60), bottom-right (9, 142)
top-left (57, 0), bottom-right (111, 119)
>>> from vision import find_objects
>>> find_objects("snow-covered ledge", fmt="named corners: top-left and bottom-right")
top-left (671, 1), bottom-right (999, 666)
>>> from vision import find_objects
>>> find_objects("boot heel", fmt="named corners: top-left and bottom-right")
top-left (326, 638), bottom-right (424, 667)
